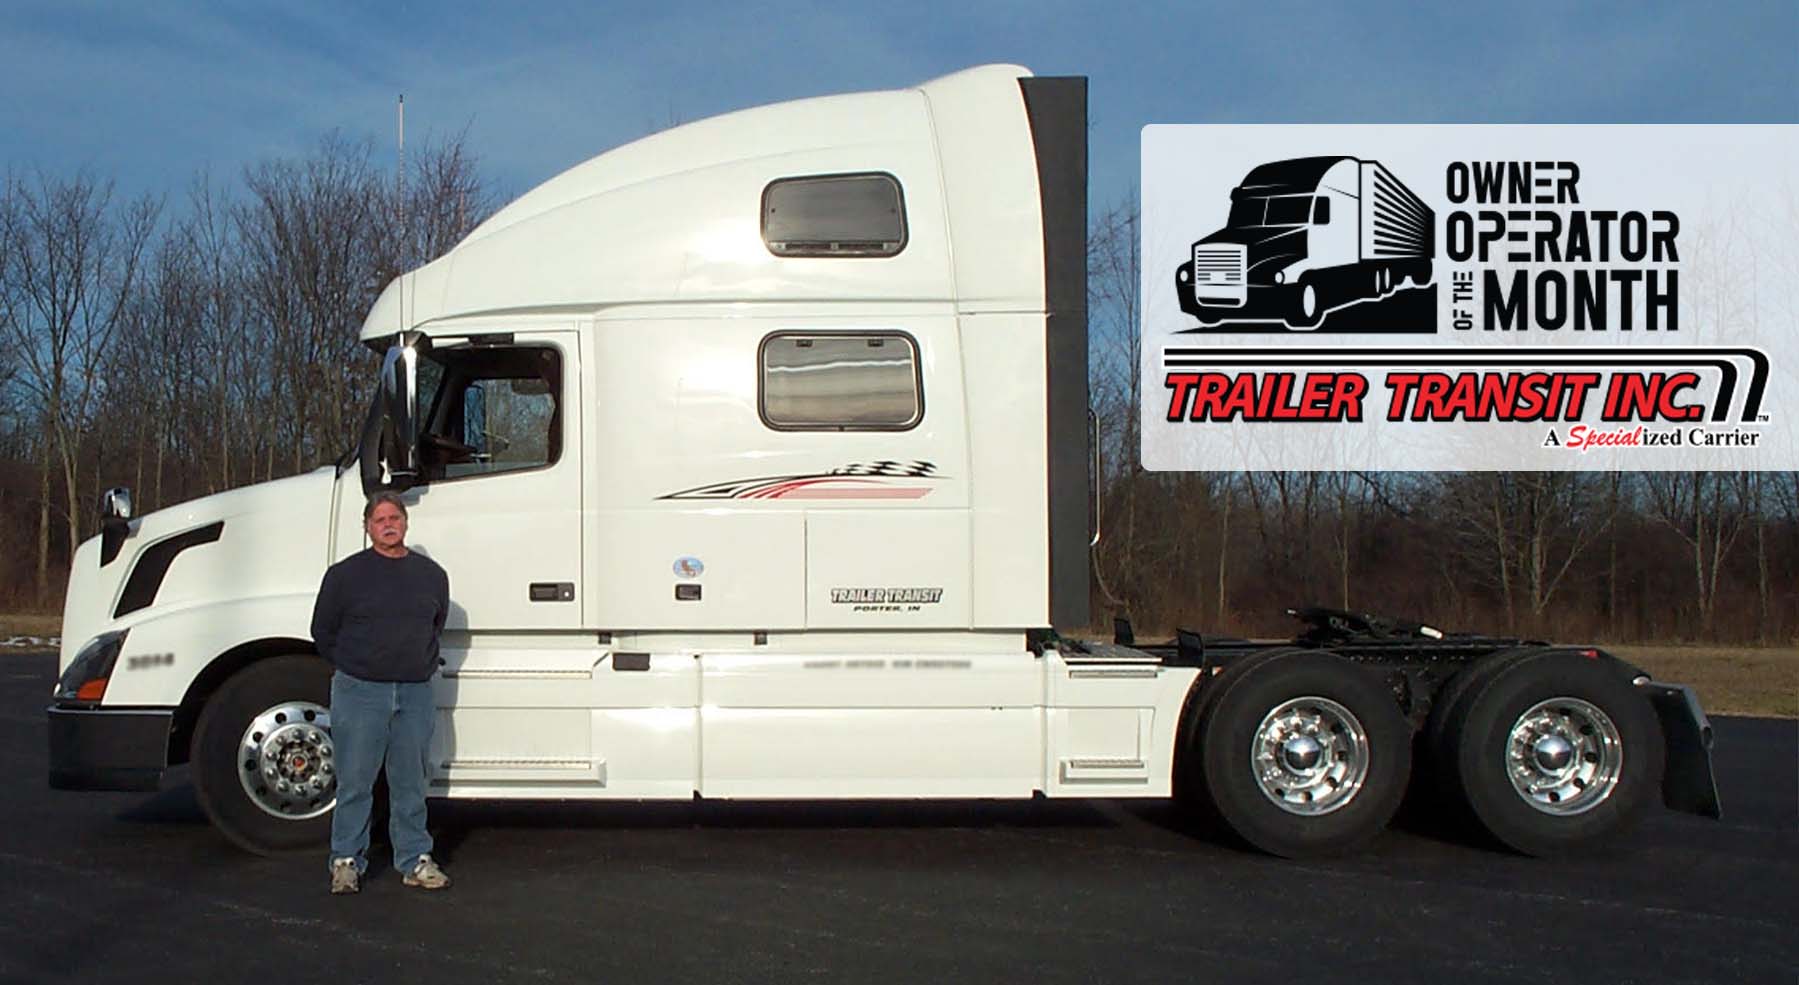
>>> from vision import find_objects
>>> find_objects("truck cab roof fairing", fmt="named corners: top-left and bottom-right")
top-left (361, 64), bottom-right (1044, 342)
top-left (1236, 156), bottom-right (1350, 195)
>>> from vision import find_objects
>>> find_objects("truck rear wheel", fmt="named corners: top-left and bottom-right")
top-left (1447, 652), bottom-right (1664, 856)
top-left (1174, 648), bottom-right (1307, 817)
top-left (1425, 647), bottom-right (1553, 801)
top-left (191, 655), bottom-right (336, 854)
top-left (1195, 651), bottom-right (1410, 857)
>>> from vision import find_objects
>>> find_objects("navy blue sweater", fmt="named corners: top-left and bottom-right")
top-left (310, 548), bottom-right (449, 683)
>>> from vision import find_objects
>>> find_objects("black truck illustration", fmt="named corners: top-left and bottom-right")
top-left (1174, 156), bottom-right (1434, 330)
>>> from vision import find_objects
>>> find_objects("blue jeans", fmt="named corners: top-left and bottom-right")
top-left (328, 671), bottom-right (436, 874)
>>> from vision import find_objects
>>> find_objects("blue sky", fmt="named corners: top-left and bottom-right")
top-left (1, 1), bottom-right (1794, 212)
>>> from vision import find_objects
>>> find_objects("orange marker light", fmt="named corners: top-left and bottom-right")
top-left (75, 678), bottom-right (108, 702)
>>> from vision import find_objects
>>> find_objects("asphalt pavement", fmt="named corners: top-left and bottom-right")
top-left (2, 652), bottom-right (1794, 985)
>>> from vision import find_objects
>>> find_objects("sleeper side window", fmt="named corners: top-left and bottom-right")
top-left (759, 332), bottom-right (921, 431)
top-left (762, 173), bottom-right (906, 258)
top-left (419, 346), bottom-right (562, 480)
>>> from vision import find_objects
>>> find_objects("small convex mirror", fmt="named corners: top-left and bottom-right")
top-left (99, 487), bottom-right (133, 522)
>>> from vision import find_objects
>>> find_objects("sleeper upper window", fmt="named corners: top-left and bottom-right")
top-left (762, 173), bottom-right (906, 258)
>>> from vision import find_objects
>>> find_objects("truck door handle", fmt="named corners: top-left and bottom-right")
top-left (529, 582), bottom-right (575, 602)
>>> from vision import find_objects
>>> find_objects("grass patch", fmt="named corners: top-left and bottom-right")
top-left (0, 612), bottom-right (60, 640)
top-left (1607, 645), bottom-right (1797, 720)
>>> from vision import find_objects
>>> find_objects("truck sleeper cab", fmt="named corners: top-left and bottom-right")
top-left (49, 67), bottom-right (1717, 859)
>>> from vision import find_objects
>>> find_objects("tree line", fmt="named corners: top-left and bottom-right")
top-left (0, 143), bottom-right (1792, 643)
top-left (0, 133), bottom-right (496, 605)
top-left (1086, 200), bottom-right (1797, 644)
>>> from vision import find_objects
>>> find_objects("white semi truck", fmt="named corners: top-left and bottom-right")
top-left (49, 66), bottom-right (1717, 858)
top-left (1175, 156), bottom-right (1435, 330)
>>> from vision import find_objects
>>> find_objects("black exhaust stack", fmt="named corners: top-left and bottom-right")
top-left (1019, 76), bottom-right (1090, 631)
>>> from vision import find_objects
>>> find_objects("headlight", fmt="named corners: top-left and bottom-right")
top-left (55, 630), bottom-right (128, 705)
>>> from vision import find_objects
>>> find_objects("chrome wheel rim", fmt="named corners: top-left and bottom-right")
top-left (1251, 697), bottom-right (1369, 816)
top-left (1505, 697), bottom-right (1622, 816)
top-left (237, 701), bottom-right (336, 820)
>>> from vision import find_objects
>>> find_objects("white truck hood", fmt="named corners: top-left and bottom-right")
top-left (59, 467), bottom-right (341, 670)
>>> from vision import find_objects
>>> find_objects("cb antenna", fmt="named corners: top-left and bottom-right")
top-left (397, 93), bottom-right (407, 269)
top-left (393, 95), bottom-right (408, 334)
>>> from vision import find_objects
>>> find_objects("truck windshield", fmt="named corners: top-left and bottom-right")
top-left (338, 356), bottom-right (439, 473)
top-left (416, 353), bottom-right (446, 423)
top-left (1265, 195), bottom-right (1314, 226)
top-left (1227, 198), bottom-right (1264, 227)
top-left (1226, 194), bottom-right (1315, 228)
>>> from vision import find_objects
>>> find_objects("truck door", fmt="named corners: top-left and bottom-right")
top-left (394, 332), bottom-right (600, 791)
top-left (398, 332), bottom-right (583, 631)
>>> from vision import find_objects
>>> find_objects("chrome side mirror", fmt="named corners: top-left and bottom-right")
top-left (379, 332), bottom-right (424, 483)
top-left (100, 487), bottom-right (133, 522)
top-left (99, 486), bottom-right (133, 567)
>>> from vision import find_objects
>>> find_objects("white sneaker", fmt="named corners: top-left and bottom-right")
top-left (330, 858), bottom-right (360, 895)
top-left (403, 854), bottom-right (450, 890)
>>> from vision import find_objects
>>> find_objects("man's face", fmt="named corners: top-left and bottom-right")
top-left (366, 502), bottom-right (408, 550)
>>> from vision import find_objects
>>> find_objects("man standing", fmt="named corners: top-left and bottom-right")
top-left (311, 492), bottom-right (451, 894)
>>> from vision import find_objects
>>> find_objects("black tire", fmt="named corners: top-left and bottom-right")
top-left (1196, 651), bottom-right (1412, 857)
top-left (191, 655), bottom-right (335, 854)
top-left (1288, 278), bottom-right (1323, 330)
top-left (1425, 647), bottom-right (1554, 802)
top-left (1173, 648), bottom-right (1307, 817)
top-left (1450, 652), bottom-right (1664, 856)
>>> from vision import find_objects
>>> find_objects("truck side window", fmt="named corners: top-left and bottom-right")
top-left (759, 332), bottom-right (921, 430)
top-left (1267, 195), bottom-right (1313, 226)
top-left (421, 346), bottom-right (562, 480)
top-left (762, 173), bottom-right (906, 257)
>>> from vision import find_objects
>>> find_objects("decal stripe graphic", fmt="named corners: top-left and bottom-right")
top-left (659, 462), bottom-right (943, 501)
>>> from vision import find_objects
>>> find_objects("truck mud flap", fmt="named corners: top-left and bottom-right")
top-left (1637, 681), bottom-right (1722, 819)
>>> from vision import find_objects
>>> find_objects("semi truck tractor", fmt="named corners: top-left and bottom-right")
top-left (48, 66), bottom-right (1717, 858)
top-left (1175, 156), bottom-right (1435, 330)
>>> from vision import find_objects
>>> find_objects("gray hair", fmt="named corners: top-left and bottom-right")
top-left (363, 491), bottom-right (409, 522)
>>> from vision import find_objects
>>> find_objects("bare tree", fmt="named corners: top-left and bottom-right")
top-left (1087, 195), bottom-right (1144, 616)
top-left (400, 127), bottom-right (500, 270)
top-left (1436, 473), bottom-right (1614, 634)
top-left (0, 172), bottom-right (159, 598)
top-left (234, 131), bottom-right (501, 480)
top-left (1642, 472), bottom-right (1750, 637)
top-left (178, 172), bottom-right (253, 495)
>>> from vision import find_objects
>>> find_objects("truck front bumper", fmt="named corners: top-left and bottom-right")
top-left (47, 705), bottom-right (172, 792)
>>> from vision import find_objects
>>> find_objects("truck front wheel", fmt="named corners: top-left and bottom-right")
top-left (1195, 651), bottom-right (1411, 857)
top-left (191, 655), bottom-right (336, 854)
top-left (1288, 279), bottom-right (1324, 330)
top-left (1446, 652), bottom-right (1665, 856)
